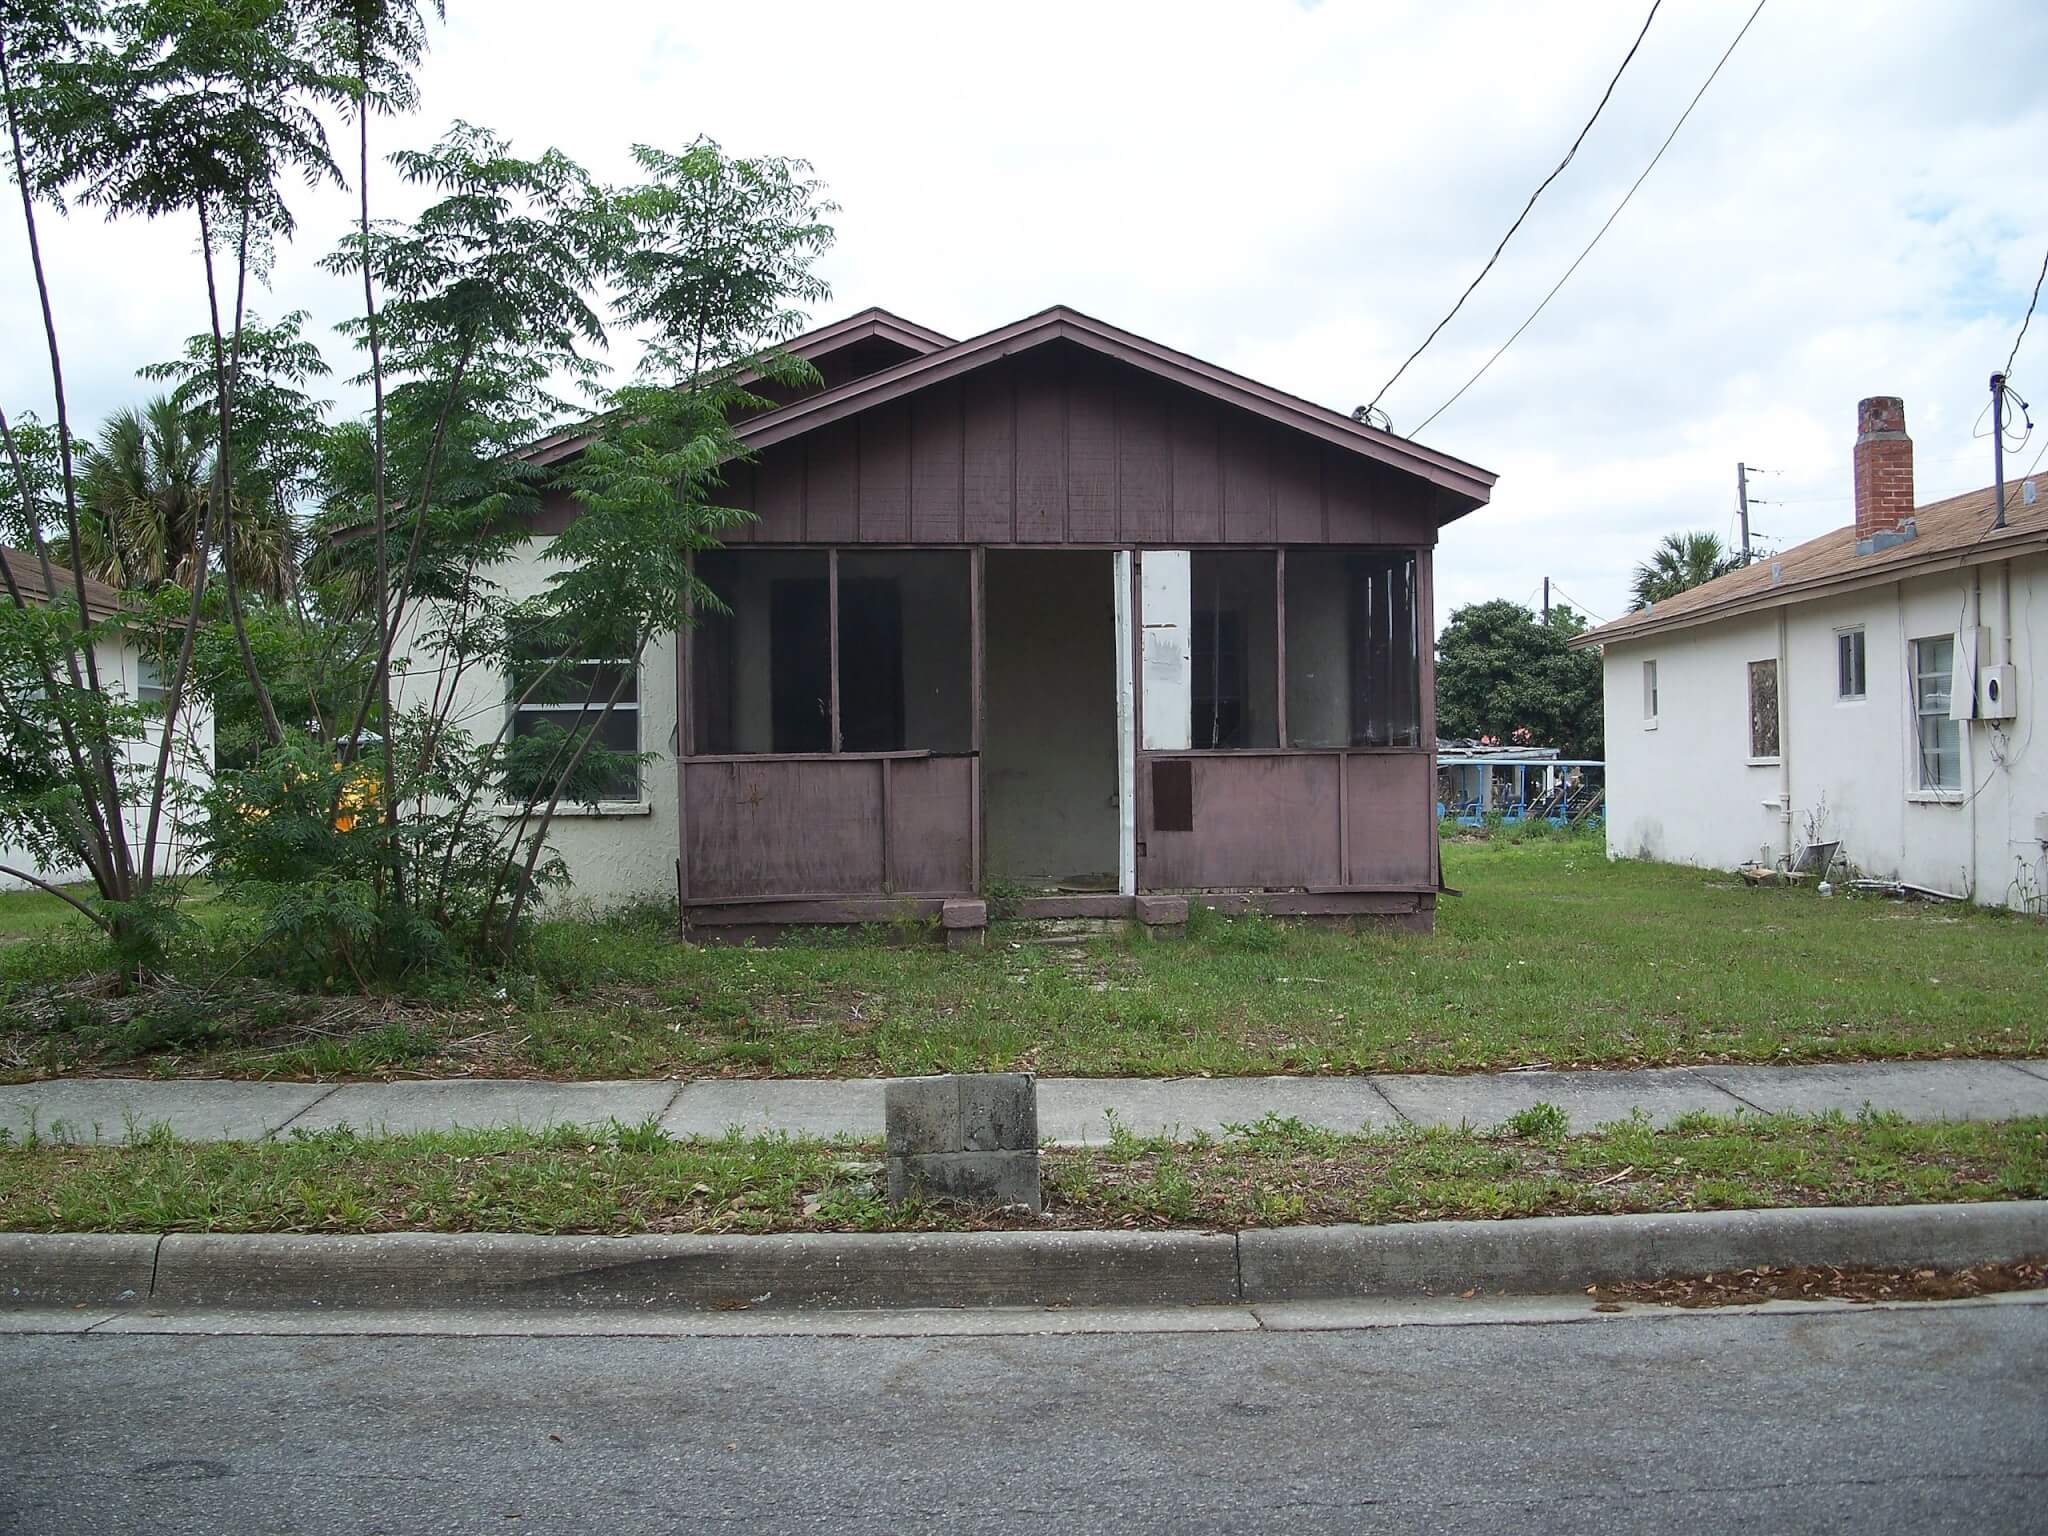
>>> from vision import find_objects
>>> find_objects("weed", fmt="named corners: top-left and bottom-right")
top-left (1502, 1102), bottom-right (1570, 1141)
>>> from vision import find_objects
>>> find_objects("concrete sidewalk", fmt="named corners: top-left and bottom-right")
top-left (4, 1058), bottom-right (2045, 1145)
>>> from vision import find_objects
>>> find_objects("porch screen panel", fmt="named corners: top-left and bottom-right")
top-left (1188, 552), bottom-right (1278, 749)
top-left (1284, 551), bottom-right (1420, 748)
top-left (1139, 550), bottom-right (1192, 751)
top-left (836, 551), bottom-right (971, 752)
top-left (693, 550), bottom-right (830, 754)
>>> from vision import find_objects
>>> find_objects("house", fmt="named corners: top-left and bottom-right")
top-left (1572, 396), bottom-right (2047, 911)
top-left (0, 548), bottom-right (213, 890)
top-left (454, 305), bottom-right (1498, 934)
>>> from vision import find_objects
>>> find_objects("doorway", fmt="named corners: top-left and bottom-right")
top-left (982, 550), bottom-right (1121, 889)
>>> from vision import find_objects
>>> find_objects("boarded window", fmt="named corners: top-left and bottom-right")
top-left (693, 549), bottom-right (970, 756)
top-left (1189, 552), bottom-right (1277, 749)
top-left (1911, 635), bottom-right (1960, 791)
top-left (1151, 757), bottom-right (1193, 832)
top-left (1748, 658), bottom-right (1780, 760)
top-left (1283, 551), bottom-right (1421, 748)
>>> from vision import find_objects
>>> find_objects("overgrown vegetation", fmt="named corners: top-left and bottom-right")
top-left (1, 1110), bottom-right (2040, 1235)
top-left (2, 840), bottom-right (2041, 1082)
top-left (1, 0), bottom-right (834, 989)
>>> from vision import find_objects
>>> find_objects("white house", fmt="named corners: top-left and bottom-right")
top-left (1574, 397), bottom-right (2047, 913)
top-left (0, 548), bottom-right (213, 892)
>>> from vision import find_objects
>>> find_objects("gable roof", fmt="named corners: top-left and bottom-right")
top-left (1572, 478), bottom-right (2048, 649)
top-left (1, 547), bottom-right (123, 619)
top-left (522, 306), bottom-right (952, 468)
top-left (734, 305), bottom-right (1497, 518)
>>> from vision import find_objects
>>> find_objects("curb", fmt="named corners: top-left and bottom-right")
top-left (4, 1201), bottom-right (2044, 1313)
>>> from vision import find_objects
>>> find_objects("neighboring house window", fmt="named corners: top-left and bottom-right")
top-left (1836, 627), bottom-right (1866, 700)
top-left (1911, 635), bottom-right (1960, 793)
top-left (1747, 659), bottom-right (1780, 759)
top-left (1642, 659), bottom-right (1658, 722)
top-left (508, 641), bottom-right (640, 803)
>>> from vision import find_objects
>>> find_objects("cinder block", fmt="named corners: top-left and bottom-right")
top-left (945, 926), bottom-right (986, 951)
top-left (959, 1072), bottom-right (1037, 1152)
top-left (884, 1076), bottom-right (961, 1159)
top-left (887, 1150), bottom-right (1042, 1212)
top-left (1134, 894), bottom-right (1189, 926)
top-left (940, 898), bottom-right (988, 930)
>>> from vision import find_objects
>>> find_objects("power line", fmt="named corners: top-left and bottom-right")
top-left (1408, 0), bottom-right (1770, 438)
top-left (2006, 242), bottom-right (2048, 379)
top-left (1359, 0), bottom-right (1663, 418)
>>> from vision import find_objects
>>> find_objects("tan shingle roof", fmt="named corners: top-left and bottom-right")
top-left (1573, 479), bottom-right (2048, 648)
top-left (1, 547), bottom-right (124, 619)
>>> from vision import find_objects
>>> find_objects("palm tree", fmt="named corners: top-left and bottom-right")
top-left (1630, 531), bottom-right (1741, 610)
top-left (72, 396), bottom-right (301, 602)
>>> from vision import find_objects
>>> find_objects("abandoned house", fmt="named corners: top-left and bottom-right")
top-left (489, 305), bottom-right (1498, 935)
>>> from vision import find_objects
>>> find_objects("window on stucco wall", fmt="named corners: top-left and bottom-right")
top-left (1911, 635), bottom-right (1960, 792)
top-left (1836, 627), bottom-right (1866, 700)
top-left (1747, 658), bottom-right (1780, 760)
top-left (1641, 659), bottom-right (1658, 722)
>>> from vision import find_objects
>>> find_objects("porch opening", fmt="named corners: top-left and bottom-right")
top-left (983, 550), bottom-right (1119, 889)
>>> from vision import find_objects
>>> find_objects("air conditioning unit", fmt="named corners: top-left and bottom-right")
top-left (1979, 663), bottom-right (2018, 721)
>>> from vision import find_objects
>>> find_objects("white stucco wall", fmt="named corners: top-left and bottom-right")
top-left (0, 633), bottom-right (214, 891)
top-left (1599, 552), bottom-right (2048, 910)
top-left (391, 538), bottom-right (680, 911)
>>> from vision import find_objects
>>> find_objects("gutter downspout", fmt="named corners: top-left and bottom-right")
top-left (1777, 607), bottom-right (1793, 865)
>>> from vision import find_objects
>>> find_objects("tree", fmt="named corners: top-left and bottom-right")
top-left (1435, 599), bottom-right (1603, 760)
top-left (1630, 530), bottom-right (1739, 610)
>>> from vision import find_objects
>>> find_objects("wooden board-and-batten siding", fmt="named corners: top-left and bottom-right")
top-left (716, 345), bottom-right (1439, 549)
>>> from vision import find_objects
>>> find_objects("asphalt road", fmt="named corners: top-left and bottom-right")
top-left (6, 1300), bottom-right (2045, 1534)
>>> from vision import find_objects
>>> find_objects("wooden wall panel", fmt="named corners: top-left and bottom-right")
top-left (1013, 354), bottom-right (1068, 542)
top-left (1141, 754), bottom-right (1341, 889)
top-left (1066, 364), bottom-right (1118, 543)
top-left (1117, 380), bottom-right (1172, 543)
top-left (1346, 753), bottom-right (1433, 887)
top-left (686, 758), bottom-right (884, 898)
top-left (858, 399), bottom-right (911, 541)
top-left (1221, 414), bottom-right (1274, 542)
top-left (803, 421), bottom-right (859, 542)
top-left (1273, 430), bottom-right (1323, 543)
top-left (751, 448), bottom-right (805, 542)
top-left (962, 370), bottom-right (1015, 542)
top-left (1170, 397), bottom-right (1222, 543)
top-left (885, 755), bottom-right (975, 892)
top-left (910, 380), bottom-right (964, 541)
top-left (717, 462), bottom-right (756, 541)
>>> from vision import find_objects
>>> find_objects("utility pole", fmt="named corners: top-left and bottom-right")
top-left (1542, 576), bottom-right (1550, 625)
top-left (1991, 373), bottom-right (2008, 532)
top-left (1737, 462), bottom-right (1752, 563)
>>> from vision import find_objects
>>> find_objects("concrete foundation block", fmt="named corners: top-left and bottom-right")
top-left (944, 926), bottom-right (986, 951)
top-left (940, 898), bottom-right (987, 930)
top-left (888, 1151), bottom-right (1042, 1212)
top-left (1134, 894), bottom-right (1189, 926)
top-left (885, 1072), bottom-right (1041, 1211)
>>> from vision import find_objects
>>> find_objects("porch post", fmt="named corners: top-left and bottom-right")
top-left (1113, 549), bottom-right (1137, 897)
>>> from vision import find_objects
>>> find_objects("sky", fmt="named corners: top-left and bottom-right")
top-left (5, 0), bottom-right (2047, 630)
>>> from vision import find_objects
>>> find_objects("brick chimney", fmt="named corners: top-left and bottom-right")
top-left (1853, 395), bottom-right (1916, 553)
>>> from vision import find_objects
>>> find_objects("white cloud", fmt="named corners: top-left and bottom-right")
top-left (5, 0), bottom-right (2045, 626)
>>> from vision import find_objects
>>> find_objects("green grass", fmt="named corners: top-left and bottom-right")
top-left (3, 837), bottom-right (2043, 1081)
top-left (1, 1111), bottom-right (2040, 1235)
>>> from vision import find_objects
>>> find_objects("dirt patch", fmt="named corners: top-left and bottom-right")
top-left (1592, 1258), bottom-right (2048, 1308)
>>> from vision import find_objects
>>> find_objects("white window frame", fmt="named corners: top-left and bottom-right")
top-left (1835, 626), bottom-right (1866, 701)
top-left (510, 653), bottom-right (642, 804)
top-left (1746, 657), bottom-right (1780, 765)
top-left (1909, 635), bottom-right (1961, 799)
top-left (1641, 658), bottom-right (1658, 727)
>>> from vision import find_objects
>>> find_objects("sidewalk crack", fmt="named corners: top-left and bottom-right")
top-left (1690, 1068), bottom-right (1768, 1115)
top-left (268, 1083), bottom-right (341, 1141)
top-left (1362, 1076), bottom-right (1413, 1126)
top-left (2003, 1060), bottom-right (2048, 1086)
